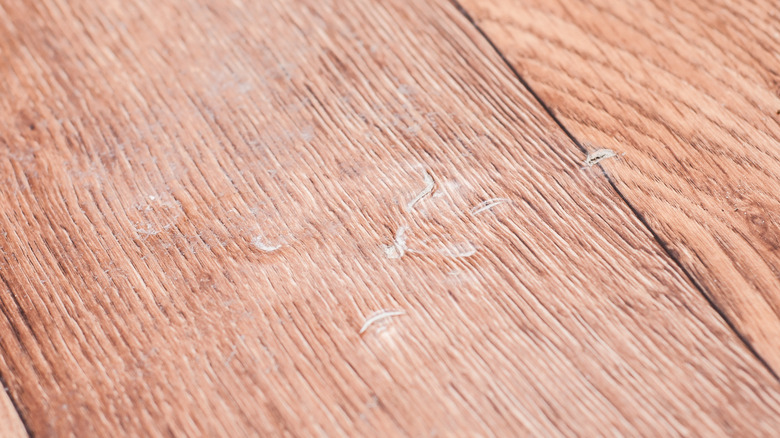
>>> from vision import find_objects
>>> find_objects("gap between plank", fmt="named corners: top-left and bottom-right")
top-left (448, 0), bottom-right (780, 382)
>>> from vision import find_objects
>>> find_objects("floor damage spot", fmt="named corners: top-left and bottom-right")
top-left (251, 236), bottom-right (281, 252)
top-left (406, 170), bottom-right (435, 211)
top-left (470, 198), bottom-right (512, 215)
top-left (439, 242), bottom-right (478, 258)
top-left (382, 226), bottom-right (409, 259)
top-left (359, 309), bottom-right (405, 335)
top-left (584, 148), bottom-right (618, 166)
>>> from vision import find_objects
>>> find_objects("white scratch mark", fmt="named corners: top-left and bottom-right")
top-left (470, 198), bottom-right (512, 215)
top-left (440, 242), bottom-right (478, 258)
top-left (406, 170), bottom-right (435, 211)
top-left (359, 309), bottom-right (405, 335)
top-left (584, 149), bottom-right (617, 166)
top-left (135, 223), bottom-right (173, 237)
top-left (432, 180), bottom-right (461, 199)
top-left (382, 226), bottom-right (409, 259)
top-left (225, 348), bottom-right (237, 366)
top-left (251, 236), bottom-right (281, 252)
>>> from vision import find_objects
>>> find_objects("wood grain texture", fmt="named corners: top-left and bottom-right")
top-left (1, 0), bottom-right (780, 435)
top-left (456, 0), bottom-right (780, 370)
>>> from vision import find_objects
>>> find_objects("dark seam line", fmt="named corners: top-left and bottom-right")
top-left (448, 0), bottom-right (779, 381)
top-left (0, 272), bottom-right (36, 437)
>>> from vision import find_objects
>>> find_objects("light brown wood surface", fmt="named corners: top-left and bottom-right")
top-left (456, 0), bottom-right (780, 371)
top-left (1, 0), bottom-right (780, 435)
top-left (0, 388), bottom-right (26, 438)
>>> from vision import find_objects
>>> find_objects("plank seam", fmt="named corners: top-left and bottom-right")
top-left (447, 0), bottom-right (780, 381)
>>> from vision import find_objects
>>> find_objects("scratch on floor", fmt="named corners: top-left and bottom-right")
top-left (584, 148), bottom-right (617, 166)
top-left (382, 226), bottom-right (409, 259)
top-left (439, 242), bottom-right (478, 258)
top-left (251, 235), bottom-right (281, 252)
top-left (225, 347), bottom-right (238, 366)
top-left (405, 170), bottom-right (435, 211)
top-left (135, 223), bottom-right (174, 237)
top-left (470, 198), bottom-right (512, 215)
top-left (359, 309), bottom-right (405, 335)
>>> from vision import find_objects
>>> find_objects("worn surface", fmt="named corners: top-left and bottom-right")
top-left (457, 0), bottom-right (780, 370)
top-left (1, 0), bottom-right (780, 435)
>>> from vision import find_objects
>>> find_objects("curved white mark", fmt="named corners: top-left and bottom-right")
top-left (359, 309), bottom-right (405, 334)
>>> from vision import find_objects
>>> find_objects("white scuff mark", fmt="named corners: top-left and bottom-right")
top-left (382, 226), bottom-right (409, 259)
top-left (439, 242), bottom-right (478, 258)
top-left (251, 235), bottom-right (281, 252)
top-left (433, 180), bottom-right (461, 199)
top-left (135, 223), bottom-right (173, 237)
top-left (299, 125), bottom-right (315, 142)
top-left (359, 309), bottom-right (405, 335)
top-left (584, 148), bottom-right (617, 166)
top-left (225, 348), bottom-right (237, 366)
top-left (405, 170), bottom-right (435, 211)
top-left (470, 198), bottom-right (512, 215)
top-left (136, 226), bottom-right (160, 236)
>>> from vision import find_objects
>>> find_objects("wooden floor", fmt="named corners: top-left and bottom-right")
top-left (1, 0), bottom-right (779, 435)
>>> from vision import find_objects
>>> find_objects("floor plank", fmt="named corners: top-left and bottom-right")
top-left (1, 0), bottom-right (780, 435)
top-left (456, 0), bottom-right (780, 370)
